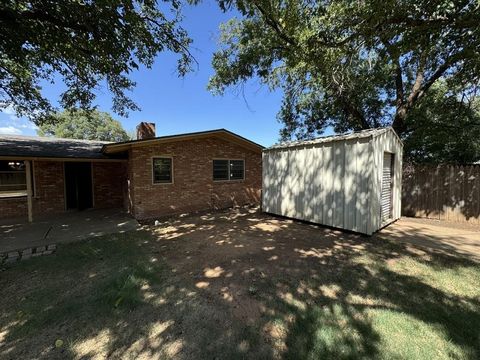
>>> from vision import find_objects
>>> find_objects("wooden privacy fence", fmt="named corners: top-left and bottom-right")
top-left (402, 164), bottom-right (480, 224)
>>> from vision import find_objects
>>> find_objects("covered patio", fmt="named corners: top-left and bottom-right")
top-left (0, 208), bottom-right (138, 256)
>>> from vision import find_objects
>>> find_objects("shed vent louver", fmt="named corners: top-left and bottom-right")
top-left (381, 152), bottom-right (393, 221)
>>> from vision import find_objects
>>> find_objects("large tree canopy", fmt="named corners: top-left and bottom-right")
top-left (403, 82), bottom-right (480, 164)
top-left (209, 0), bottom-right (480, 141)
top-left (37, 110), bottom-right (129, 142)
top-left (0, 0), bottom-right (194, 124)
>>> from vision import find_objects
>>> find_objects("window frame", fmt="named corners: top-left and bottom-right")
top-left (0, 160), bottom-right (29, 198)
top-left (212, 158), bottom-right (245, 182)
top-left (152, 156), bottom-right (174, 185)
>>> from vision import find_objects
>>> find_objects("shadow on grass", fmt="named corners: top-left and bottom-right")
top-left (0, 208), bottom-right (479, 359)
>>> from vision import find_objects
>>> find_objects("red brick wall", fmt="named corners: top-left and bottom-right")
top-left (0, 161), bottom-right (65, 219)
top-left (0, 197), bottom-right (27, 219)
top-left (1, 160), bottom-right (128, 220)
top-left (32, 161), bottom-right (65, 215)
top-left (128, 137), bottom-right (262, 220)
top-left (93, 162), bottom-right (127, 209)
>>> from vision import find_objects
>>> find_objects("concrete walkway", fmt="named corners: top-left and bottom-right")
top-left (0, 209), bottom-right (139, 253)
top-left (378, 217), bottom-right (480, 262)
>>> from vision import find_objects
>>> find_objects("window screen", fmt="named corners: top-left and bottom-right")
top-left (229, 160), bottom-right (244, 180)
top-left (0, 160), bottom-right (27, 196)
top-left (213, 159), bottom-right (244, 181)
top-left (213, 160), bottom-right (229, 180)
top-left (153, 158), bottom-right (172, 183)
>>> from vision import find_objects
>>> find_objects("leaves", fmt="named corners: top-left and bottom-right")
top-left (0, 0), bottom-right (194, 124)
top-left (210, 0), bottom-right (480, 147)
top-left (404, 81), bottom-right (480, 164)
top-left (37, 109), bottom-right (130, 142)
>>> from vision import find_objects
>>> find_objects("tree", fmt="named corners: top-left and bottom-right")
top-left (0, 0), bottom-right (194, 124)
top-left (403, 83), bottom-right (480, 164)
top-left (37, 110), bottom-right (130, 142)
top-left (209, 0), bottom-right (480, 140)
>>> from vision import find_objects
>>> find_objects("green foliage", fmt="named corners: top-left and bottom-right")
top-left (37, 110), bottom-right (129, 142)
top-left (210, 0), bottom-right (480, 143)
top-left (0, 0), bottom-right (194, 124)
top-left (404, 83), bottom-right (480, 164)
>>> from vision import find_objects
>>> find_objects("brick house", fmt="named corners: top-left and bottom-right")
top-left (0, 124), bottom-right (263, 222)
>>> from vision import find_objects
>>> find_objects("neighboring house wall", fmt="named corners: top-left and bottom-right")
top-left (128, 137), bottom-right (262, 219)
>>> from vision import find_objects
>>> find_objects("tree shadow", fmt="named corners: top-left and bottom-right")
top-left (0, 207), bottom-right (479, 359)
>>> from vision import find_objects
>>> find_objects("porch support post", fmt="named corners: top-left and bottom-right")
top-left (25, 160), bottom-right (33, 222)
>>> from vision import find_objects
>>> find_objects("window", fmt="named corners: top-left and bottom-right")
top-left (213, 160), bottom-right (229, 181)
top-left (213, 159), bottom-right (245, 181)
top-left (152, 157), bottom-right (173, 184)
top-left (0, 160), bottom-right (27, 196)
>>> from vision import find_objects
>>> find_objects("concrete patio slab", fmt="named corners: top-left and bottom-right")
top-left (377, 217), bottom-right (480, 262)
top-left (0, 208), bottom-right (139, 253)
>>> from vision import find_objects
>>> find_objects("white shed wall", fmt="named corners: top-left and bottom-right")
top-left (371, 130), bottom-right (403, 231)
top-left (262, 128), bottom-right (402, 235)
top-left (262, 136), bottom-right (374, 234)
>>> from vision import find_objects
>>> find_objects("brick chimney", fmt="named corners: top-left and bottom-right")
top-left (136, 122), bottom-right (156, 140)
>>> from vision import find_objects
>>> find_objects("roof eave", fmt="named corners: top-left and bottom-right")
top-left (102, 129), bottom-right (264, 154)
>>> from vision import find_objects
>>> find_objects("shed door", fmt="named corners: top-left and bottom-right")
top-left (381, 152), bottom-right (394, 221)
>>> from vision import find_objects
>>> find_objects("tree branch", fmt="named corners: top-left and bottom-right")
top-left (406, 53), bottom-right (427, 107)
top-left (252, 1), bottom-right (296, 46)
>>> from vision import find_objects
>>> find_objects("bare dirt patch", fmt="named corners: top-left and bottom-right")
top-left (1, 207), bottom-right (479, 359)
top-left (148, 207), bottom-right (363, 320)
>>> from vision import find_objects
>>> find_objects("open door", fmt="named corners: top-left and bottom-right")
top-left (65, 162), bottom-right (93, 210)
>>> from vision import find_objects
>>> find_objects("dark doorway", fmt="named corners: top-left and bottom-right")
top-left (65, 162), bottom-right (93, 210)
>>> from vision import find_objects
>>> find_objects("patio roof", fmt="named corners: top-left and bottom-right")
top-left (0, 135), bottom-right (125, 160)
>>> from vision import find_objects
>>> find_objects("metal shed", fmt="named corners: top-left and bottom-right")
top-left (262, 127), bottom-right (403, 235)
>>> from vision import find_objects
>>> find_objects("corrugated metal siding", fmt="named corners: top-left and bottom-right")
top-left (262, 128), bottom-right (402, 235)
top-left (262, 137), bottom-right (373, 234)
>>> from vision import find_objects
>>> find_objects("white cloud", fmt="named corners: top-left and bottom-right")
top-left (2, 105), bottom-right (19, 121)
top-left (19, 122), bottom-right (38, 130)
top-left (0, 126), bottom-right (22, 135)
top-left (0, 105), bottom-right (37, 134)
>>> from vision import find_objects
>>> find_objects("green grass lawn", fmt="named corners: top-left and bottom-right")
top-left (0, 228), bottom-right (479, 359)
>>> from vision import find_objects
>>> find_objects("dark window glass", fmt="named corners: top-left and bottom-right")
top-left (213, 159), bottom-right (245, 181)
top-left (213, 160), bottom-right (229, 180)
top-left (0, 160), bottom-right (27, 195)
top-left (229, 160), bottom-right (244, 180)
top-left (153, 158), bottom-right (172, 183)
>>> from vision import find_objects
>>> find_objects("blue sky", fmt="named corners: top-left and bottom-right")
top-left (0, 0), bottom-right (292, 147)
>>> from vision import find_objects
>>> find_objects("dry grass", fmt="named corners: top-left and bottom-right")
top-left (1, 207), bottom-right (479, 359)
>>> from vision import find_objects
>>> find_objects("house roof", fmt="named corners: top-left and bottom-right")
top-left (0, 129), bottom-right (263, 160)
top-left (265, 127), bottom-right (402, 151)
top-left (102, 128), bottom-right (264, 154)
top-left (0, 135), bottom-right (116, 160)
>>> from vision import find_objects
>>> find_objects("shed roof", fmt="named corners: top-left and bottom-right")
top-left (0, 135), bottom-right (115, 159)
top-left (102, 128), bottom-right (264, 154)
top-left (265, 127), bottom-right (401, 151)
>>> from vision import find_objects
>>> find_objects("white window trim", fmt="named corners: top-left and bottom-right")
top-left (212, 158), bottom-right (245, 182)
top-left (152, 156), bottom-right (174, 185)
